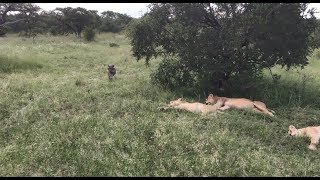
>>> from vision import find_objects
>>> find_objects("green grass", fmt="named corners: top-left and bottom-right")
top-left (1, 33), bottom-right (320, 176)
top-left (0, 55), bottom-right (43, 73)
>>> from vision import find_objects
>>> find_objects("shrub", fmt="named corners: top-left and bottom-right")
top-left (83, 27), bottom-right (95, 42)
top-left (109, 42), bottom-right (120, 47)
top-left (0, 26), bottom-right (8, 37)
top-left (150, 57), bottom-right (195, 90)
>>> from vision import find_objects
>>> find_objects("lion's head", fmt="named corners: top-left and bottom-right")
top-left (288, 125), bottom-right (298, 136)
top-left (205, 94), bottom-right (218, 105)
top-left (169, 98), bottom-right (184, 107)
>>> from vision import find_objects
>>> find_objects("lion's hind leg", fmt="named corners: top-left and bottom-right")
top-left (263, 109), bottom-right (274, 117)
top-left (252, 107), bottom-right (262, 113)
top-left (253, 103), bottom-right (274, 117)
top-left (309, 136), bottom-right (320, 150)
top-left (252, 107), bottom-right (274, 117)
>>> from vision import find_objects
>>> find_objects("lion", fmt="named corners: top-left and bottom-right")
top-left (159, 98), bottom-right (223, 116)
top-left (288, 125), bottom-right (320, 150)
top-left (205, 94), bottom-right (275, 117)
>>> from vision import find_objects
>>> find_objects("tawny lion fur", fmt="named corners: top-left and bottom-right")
top-left (160, 98), bottom-right (223, 116)
top-left (288, 125), bottom-right (320, 150)
top-left (205, 94), bottom-right (274, 117)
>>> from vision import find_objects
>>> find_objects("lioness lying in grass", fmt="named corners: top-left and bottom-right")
top-left (159, 98), bottom-right (223, 116)
top-left (205, 94), bottom-right (274, 117)
top-left (288, 125), bottom-right (320, 150)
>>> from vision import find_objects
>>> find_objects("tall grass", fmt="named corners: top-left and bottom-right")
top-left (0, 55), bottom-right (43, 73)
top-left (1, 33), bottom-right (320, 176)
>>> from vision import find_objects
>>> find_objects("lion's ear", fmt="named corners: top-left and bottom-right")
top-left (178, 98), bottom-right (182, 101)
top-left (289, 125), bottom-right (296, 129)
top-left (209, 94), bottom-right (213, 97)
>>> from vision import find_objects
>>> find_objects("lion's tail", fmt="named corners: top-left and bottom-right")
top-left (253, 102), bottom-right (274, 117)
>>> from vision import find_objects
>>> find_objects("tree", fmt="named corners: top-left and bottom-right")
top-left (126, 3), bottom-right (318, 92)
top-left (99, 11), bottom-right (133, 33)
top-left (1, 3), bottom-right (26, 26)
top-left (11, 3), bottom-right (41, 37)
top-left (39, 11), bottom-right (72, 36)
top-left (54, 7), bottom-right (98, 38)
top-left (0, 3), bottom-right (40, 36)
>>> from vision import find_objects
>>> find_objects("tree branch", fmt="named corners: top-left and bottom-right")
top-left (0, 18), bottom-right (25, 27)
top-left (200, 3), bottom-right (221, 29)
top-left (0, 4), bottom-right (12, 25)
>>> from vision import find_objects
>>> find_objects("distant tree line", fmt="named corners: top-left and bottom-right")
top-left (0, 3), bottom-right (134, 37)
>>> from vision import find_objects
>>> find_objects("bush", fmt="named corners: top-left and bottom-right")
top-left (109, 43), bottom-right (119, 47)
top-left (150, 57), bottom-right (195, 90)
top-left (0, 26), bottom-right (8, 37)
top-left (83, 27), bottom-right (95, 42)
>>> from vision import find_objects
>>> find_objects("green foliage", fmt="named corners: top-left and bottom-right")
top-left (151, 57), bottom-right (195, 90)
top-left (1, 3), bottom-right (41, 37)
top-left (310, 19), bottom-right (320, 48)
top-left (126, 16), bottom-right (166, 65)
top-left (127, 3), bottom-right (318, 92)
top-left (99, 11), bottom-right (133, 33)
top-left (54, 7), bottom-right (99, 38)
top-left (83, 27), bottom-right (95, 42)
top-left (315, 50), bottom-right (320, 59)
top-left (109, 42), bottom-right (119, 47)
top-left (1, 3), bottom-right (35, 26)
top-left (0, 26), bottom-right (8, 36)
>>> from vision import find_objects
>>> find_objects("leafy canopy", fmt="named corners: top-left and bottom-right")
top-left (54, 7), bottom-right (98, 37)
top-left (126, 3), bottom-right (318, 91)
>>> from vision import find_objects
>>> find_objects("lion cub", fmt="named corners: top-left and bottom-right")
top-left (205, 94), bottom-right (274, 117)
top-left (288, 125), bottom-right (320, 150)
top-left (161, 98), bottom-right (222, 116)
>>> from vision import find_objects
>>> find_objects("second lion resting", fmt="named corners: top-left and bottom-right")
top-left (205, 94), bottom-right (275, 117)
top-left (159, 98), bottom-right (223, 116)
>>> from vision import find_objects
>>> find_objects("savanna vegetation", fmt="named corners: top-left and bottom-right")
top-left (127, 3), bottom-right (319, 94)
top-left (1, 2), bottom-right (320, 177)
top-left (0, 3), bottom-right (133, 38)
